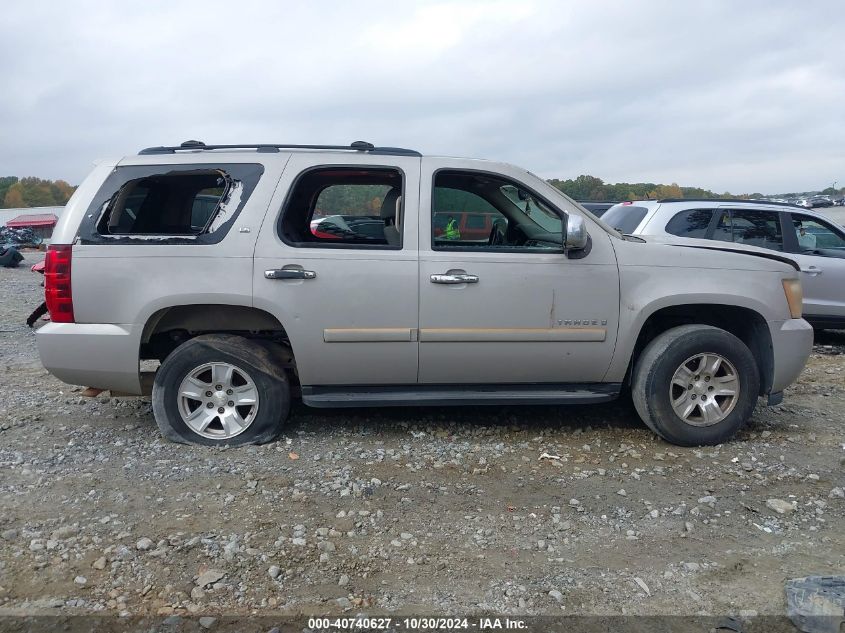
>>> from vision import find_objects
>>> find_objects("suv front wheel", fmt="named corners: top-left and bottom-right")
top-left (632, 324), bottom-right (760, 446)
top-left (152, 334), bottom-right (290, 446)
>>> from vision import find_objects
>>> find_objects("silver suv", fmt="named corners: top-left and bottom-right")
top-left (37, 141), bottom-right (812, 447)
top-left (603, 198), bottom-right (845, 329)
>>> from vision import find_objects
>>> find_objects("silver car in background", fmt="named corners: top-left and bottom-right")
top-left (603, 198), bottom-right (845, 329)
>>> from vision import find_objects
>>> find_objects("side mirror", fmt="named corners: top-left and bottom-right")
top-left (565, 214), bottom-right (589, 251)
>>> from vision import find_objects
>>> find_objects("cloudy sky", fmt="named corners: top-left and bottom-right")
top-left (1, 1), bottom-right (842, 193)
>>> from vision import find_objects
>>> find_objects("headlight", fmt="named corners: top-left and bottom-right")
top-left (782, 278), bottom-right (803, 319)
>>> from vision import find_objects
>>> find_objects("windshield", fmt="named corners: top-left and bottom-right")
top-left (601, 204), bottom-right (649, 234)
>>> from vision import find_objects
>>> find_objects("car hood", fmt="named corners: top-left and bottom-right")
top-left (616, 234), bottom-right (800, 272)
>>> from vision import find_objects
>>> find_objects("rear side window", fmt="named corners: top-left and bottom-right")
top-left (665, 209), bottom-right (715, 239)
top-left (280, 167), bottom-right (403, 248)
top-left (80, 163), bottom-right (264, 245)
top-left (724, 209), bottom-right (784, 251)
top-left (99, 172), bottom-right (227, 235)
top-left (602, 204), bottom-right (649, 234)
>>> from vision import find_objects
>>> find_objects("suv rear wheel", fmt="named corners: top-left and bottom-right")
top-left (152, 334), bottom-right (290, 446)
top-left (632, 325), bottom-right (759, 446)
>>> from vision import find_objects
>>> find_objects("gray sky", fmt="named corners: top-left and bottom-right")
top-left (1, 0), bottom-right (843, 193)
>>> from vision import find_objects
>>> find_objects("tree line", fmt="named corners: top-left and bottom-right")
top-left (548, 174), bottom-right (747, 202)
top-left (2, 173), bottom-right (841, 213)
top-left (549, 174), bottom-right (844, 202)
top-left (0, 177), bottom-right (77, 209)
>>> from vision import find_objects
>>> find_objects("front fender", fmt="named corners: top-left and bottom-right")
top-left (605, 265), bottom-right (791, 382)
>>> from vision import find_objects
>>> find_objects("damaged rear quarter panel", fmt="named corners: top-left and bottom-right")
top-left (70, 158), bottom-right (289, 327)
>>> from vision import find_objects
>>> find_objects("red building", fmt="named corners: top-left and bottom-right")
top-left (5, 212), bottom-right (59, 239)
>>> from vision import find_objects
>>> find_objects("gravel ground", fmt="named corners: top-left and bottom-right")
top-left (0, 250), bottom-right (843, 623)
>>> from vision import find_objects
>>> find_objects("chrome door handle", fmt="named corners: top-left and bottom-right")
top-left (801, 266), bottom-right (823, 276)
top-left (265, 269), bottom-right (317, 280)
top-left (430, 273), bottom-right (479, 284)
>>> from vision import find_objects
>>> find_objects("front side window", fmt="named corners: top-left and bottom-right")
top-left (665, 209), bottom-right (715, 239)
top-left (790, 213), bottom-right (845, 253)
top-left (280, 167), bottom-right (403, 248)
top-left (432, 171), bottom-right (563, 251)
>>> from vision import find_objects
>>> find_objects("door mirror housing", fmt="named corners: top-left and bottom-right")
top-left (565, 214), bottom-right (589, 251)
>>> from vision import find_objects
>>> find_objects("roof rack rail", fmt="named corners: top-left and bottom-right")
top-left (138, 140), bottom-right (421, 157)
top-left (657, 197), bottom-right (803, 208)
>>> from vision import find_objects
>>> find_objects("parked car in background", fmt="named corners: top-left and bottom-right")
top-left (603, 199), bottom-right (845, 329)
top-left (809, 195), bottom-right (834, 208)
top-left (577, 201), bottom-right (617, 217)
top-left (309, 214), bottom-right (385, 241)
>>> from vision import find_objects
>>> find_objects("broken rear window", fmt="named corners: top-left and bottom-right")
top-left (98, 171), bottom-right (232, 236)
top-left (78, 163), bottom-right (263, 245)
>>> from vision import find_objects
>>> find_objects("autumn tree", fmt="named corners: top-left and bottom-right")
top-left (548, 175), bottom-right (747, 201)
top-left (1, 176), bottom-right (78, 208)
top-left (3, 184), bottom-right (25, 208)
top-left (648, 183), bottom-right (683, 199)
top-left (0, 177), bottom-right (18, 205)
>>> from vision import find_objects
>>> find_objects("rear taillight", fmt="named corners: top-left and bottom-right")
top-left (44, 245), bottom-right (74, 323)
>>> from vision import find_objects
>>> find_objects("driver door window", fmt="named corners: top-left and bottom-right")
top-left (432, 171), bottom-right (563, 251)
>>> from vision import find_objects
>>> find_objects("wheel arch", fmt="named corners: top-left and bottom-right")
top-left (140, 304), bottom-right (298, 381)
top-left (142, 303), bottom-right (286, 342)
top-left (623, 303), bottom-right (774, 396)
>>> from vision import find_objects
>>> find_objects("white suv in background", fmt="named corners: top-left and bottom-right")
top-left (602, 199), bottom-right (845, 329)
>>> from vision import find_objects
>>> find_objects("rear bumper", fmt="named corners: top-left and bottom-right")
top-left (769, 318), bottom-right (813, 393)
top-left (35, 322), bottom-right (142, 394)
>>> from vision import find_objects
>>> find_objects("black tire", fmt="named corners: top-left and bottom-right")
top-left (631, 325), bottom-right (759, 446)
top-left (152, 334), bottom-right (290, 446)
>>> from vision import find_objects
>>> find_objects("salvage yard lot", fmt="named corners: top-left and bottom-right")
top-left (0, 251), bottom-right (843, 618)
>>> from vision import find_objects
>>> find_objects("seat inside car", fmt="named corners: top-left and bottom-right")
top-left (381, 188), bottom-right (402, 246)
